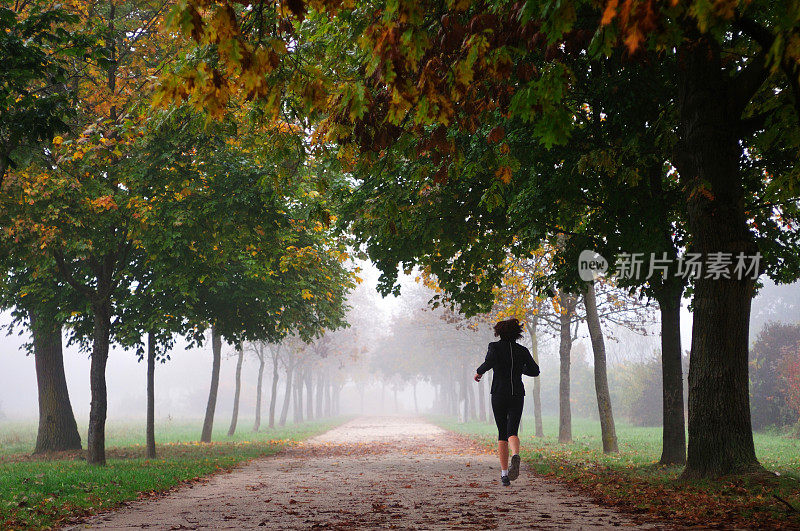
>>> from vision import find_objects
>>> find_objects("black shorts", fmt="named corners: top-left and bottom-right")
top-left (491, 394), bottom-right (524, 441)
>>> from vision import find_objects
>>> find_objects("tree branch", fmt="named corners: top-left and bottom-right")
top-left (729, 16), bottom-right (774, 116)
top-left (53, 248), bottom-right (96, 298)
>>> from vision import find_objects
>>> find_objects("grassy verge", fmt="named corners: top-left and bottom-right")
top-left (432, 415), bottom-right (800, 528)
top-left (0, 418), bottom-right (344, 530)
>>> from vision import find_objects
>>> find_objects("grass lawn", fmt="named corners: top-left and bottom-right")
top-left (433, 415), bottom-right (800, 528)
top-left (0, 418), bottom-right (343, 530)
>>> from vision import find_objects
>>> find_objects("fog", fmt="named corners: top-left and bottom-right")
top-left (1, 265), bottom-right (798, 434)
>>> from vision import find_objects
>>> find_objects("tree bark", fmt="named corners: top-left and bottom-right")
top-left (87, 298), bottom-right (112, 465)
top-left (279, 361), bottom-right (293, 427)
top-left (227, 345), bottom-right (244, 436)
top-left (676, 37), bottom-right (761, 478)
top-left (30, 309), bottom-right (82, 454)
top-left (201, 328), bottom-right (222, 443)
top-left (583, 281), bottom-right (619, 453)
top-left (268, 352), bottom-right (279, 429)
top-left (558, 290), bottom-right (576, 444)
top-left (253, 349), bottom-right (266, 432)
top-left (413, 381), bottom-right (420, 415)
top-left (657, 286), bottom-right (687, 465)
top-left (146, 332), bottom-right (156, 459)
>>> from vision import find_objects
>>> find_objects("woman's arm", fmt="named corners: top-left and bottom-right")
top-left (521, 347), bottom-right (540, 377)
top-left (475, 344), bottom-right (495, 381)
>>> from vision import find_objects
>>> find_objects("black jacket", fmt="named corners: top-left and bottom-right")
top-left (476, 340), bottom-right (539, 396)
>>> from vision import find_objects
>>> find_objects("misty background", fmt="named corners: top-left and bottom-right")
top-left (1, 263), bottom-right (798, 433)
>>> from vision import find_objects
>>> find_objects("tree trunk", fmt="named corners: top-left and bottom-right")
top-left (293, 368), bottom-right (304, 424)
top-left (486, 373), bottom-right (493, 422)
top-left (558, 290), bottom-right (575, 444)
top-left (333, 384), bottom-right (342, 415)
top-left (201, 328), bottom-right (222, 443)
top-left (253, 351), bottom-right (266, 432)
top-left (467, 375), bottom-right (478, 420)
top-left (30, 309), bottom-right (82, 454)
top-left (279, 362), bottom-right (293, 427)
top-left (657, 286), bottom-right (687, 465)
top-left (676, 37), bottom-right (761, 478)
top-left (316, 374), bottom-right (324, 418)
top-left (583, 281), bottom-right (619, 453)
top-left (413, 381), bottom-right (420, 415)
top-left (461, 371), bottom-right (469, 423)
top-left (477, 378), bottom-right (486, 421)
top-left (146, 332), bottom-right (156, 459)
top-left (227, 346), bottom-right (244, 436)
top-left (526, 319), bottom-right (544, 437)
top-left (87, 298), bottom-right (112, 465)
top-left (268, 353), bottom-right (279, 429)
top-left (451, 379), bottom-right (458, 417)
top-left (325, 380), bottom-right (332, 417)
top-left (305, 370), bottom-right (314, 420)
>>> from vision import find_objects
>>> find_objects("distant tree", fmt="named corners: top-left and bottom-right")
top-left (780, 344), bottom-right (800, 435)
top-left (750, 322), bottom-right (800, 430)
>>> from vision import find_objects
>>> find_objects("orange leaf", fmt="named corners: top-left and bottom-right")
top-left (601, 0), bottom-right (619, 25)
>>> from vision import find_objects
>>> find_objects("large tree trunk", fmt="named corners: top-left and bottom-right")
top-left (526, 319), bottom-right (544, 437)
top-left (268, 353), bottom-right (279, 429)
top-left (676, 37), bottom-right (761, 478)
top-left (146, 332), bottom-right (156, 459)
top-left (253, 350), bottom-right (266, 432)
top-left (657, 285), bottom-right (687, 465)
top-left (227, 346), bottom-right (244, 436)
top-left (201, 328), bottom-right (222, 443)
top-left (583, 281), bottom-right (619, 453)
top-left (279, 362), bottom-right (294, 426)
top-left (30, 310), bottom-right (82, 454)
top-left (87, 298), bottom-right (112, 465)
top-left (558, 290), bottom-right (575, 444)
top-left (305, 370), bottom-right (314, 421)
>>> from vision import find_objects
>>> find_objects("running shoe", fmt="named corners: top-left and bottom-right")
top-left (501, 475), bottom-right (511, 487)
top-left (508, 454), bottom-right (520, 480)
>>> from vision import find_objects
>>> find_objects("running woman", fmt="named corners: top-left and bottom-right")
top-left (474, 318), bottom-right (540, 487)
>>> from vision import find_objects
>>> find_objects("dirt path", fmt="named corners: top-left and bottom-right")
top-left (74, 417), bottom-right (661, 530)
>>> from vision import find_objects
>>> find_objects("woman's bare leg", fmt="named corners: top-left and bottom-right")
top-left (498, 440), bottom-right (509, 470)
top-left (509, 435), bottom-right (520, 456)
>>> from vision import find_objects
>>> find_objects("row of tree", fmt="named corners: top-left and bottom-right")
top-left (0, 1), bottom-right (355, 465)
